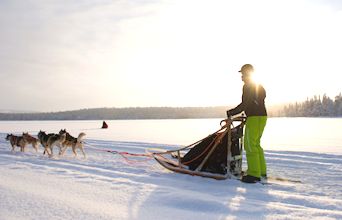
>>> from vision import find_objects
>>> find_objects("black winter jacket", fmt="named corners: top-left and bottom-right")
top-left (228, 82), bottom-right (267, 117)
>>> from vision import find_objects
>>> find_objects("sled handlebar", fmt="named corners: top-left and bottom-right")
top-left (220, 116), bottom-right (246, 127)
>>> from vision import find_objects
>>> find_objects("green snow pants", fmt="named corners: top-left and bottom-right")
top-left (244, 116), bottom-right (267, 178)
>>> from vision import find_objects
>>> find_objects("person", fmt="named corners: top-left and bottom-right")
top-left (101, 121), bottom-right (108, 129)
top-left (227, 64), bottom-right (267, 183)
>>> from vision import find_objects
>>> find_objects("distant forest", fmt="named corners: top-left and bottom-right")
top-left (280, 93), bottom-right (342, 117)
top-left (0, 107), bottom-right (229, 120)
top-left (0, 93), bottom-right (341, 120)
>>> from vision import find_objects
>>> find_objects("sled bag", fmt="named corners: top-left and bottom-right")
top-left (181, 124), bottom-right (243, 174)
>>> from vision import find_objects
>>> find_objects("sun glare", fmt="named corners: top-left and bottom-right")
top-left (250, 71), bottom-right (266, 86)
top-left (102, 1), bottom-right (341, 108)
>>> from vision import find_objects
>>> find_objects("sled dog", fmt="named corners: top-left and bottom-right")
top-left (22, 132), bottom-right (40, 152)
top-left (37, 131), bottom-right (65, 156)
top-left (37, 130), bottom-right (54, 155)
top-left (59, 129), bottom-right (87, 158)
top-left (46, 132), bottom-right (66, 155)
top-left (5, 134), bottom-right (28, 152)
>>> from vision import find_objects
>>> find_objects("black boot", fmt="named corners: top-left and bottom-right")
top-left (241, 175), bottom-right (261, 183)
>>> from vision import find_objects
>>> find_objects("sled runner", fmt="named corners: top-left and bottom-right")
top-left (151, 117), bottom-right (246, 180)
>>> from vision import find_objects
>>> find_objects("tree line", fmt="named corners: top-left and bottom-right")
top-left (280, 93), bottom-right (342, 117)
top-left (1, 93), bottom-right (341, 120)
top-left (0, 107), bottom-right (228, 120)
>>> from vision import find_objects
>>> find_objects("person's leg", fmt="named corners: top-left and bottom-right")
top-left (244, 117), bottom-right (261, 178)
top-left (256, 116), bottom-right (267, 176)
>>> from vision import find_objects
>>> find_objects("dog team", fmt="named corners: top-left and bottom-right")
top-left (5, 129), bottom-right (86, 158)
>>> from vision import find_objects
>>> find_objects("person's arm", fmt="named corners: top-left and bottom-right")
top-left (227, 85), bottom-right (252, 117)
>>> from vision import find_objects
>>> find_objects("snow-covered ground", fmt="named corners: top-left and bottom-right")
top-left (1, 119), bottom-right (342, 219)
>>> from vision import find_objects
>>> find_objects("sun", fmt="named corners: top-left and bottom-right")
top-left (250, 71), bottom-right (266, 85)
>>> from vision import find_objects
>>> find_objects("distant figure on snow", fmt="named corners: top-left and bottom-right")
top-left (101, 121), bottom-right (108, 129)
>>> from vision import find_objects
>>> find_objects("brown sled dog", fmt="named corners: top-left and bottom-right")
top-left (5, 134), bottom-right (28, 152)
top-left (22, 132), bottom-right (39, 152)
top-left (59, 129), bottom-right (86, 158)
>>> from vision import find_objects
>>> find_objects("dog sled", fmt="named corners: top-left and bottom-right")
top-left (151, 117), bottom-right (246, 180)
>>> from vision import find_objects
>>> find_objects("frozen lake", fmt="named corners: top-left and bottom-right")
top-left (1, 117), bottom-right (342, 219)
top-left (1, 117), bottom-right (341, 154)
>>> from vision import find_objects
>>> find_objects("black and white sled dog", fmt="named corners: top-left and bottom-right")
top-left (59, 129), bottom-right (87, 158)
top-left (37, 130), bottom-right (66, 156)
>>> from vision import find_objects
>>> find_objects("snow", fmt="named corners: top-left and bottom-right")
top-left (0, 119), bottom-right (342, 220)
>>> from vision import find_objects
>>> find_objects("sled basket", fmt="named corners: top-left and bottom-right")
top-left (152, 117), bottom-right (246, 180)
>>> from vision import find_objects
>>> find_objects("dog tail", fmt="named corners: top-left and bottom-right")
top-left (77, 132), bottom-right (86, 143)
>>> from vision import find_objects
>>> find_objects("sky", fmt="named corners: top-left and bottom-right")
top-left (0, 0), bottom-right (342, 112)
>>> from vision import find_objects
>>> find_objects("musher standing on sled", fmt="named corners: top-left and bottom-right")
top-left (227, 64), bottom-right (267, 183)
